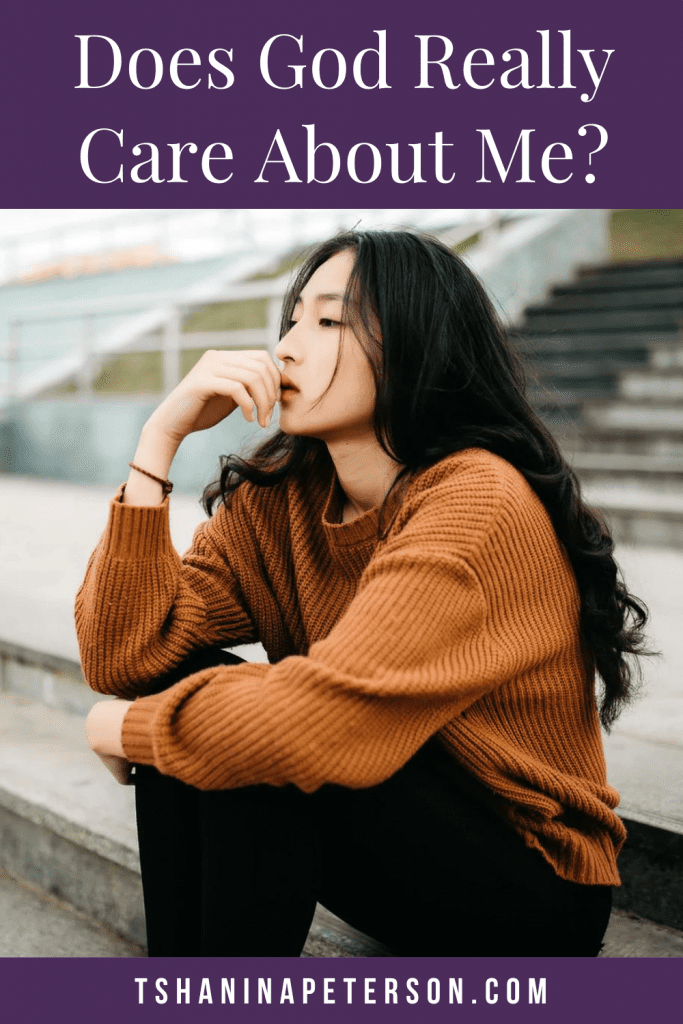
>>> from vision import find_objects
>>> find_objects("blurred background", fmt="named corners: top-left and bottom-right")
top-left (1, 208), bottom-right (682, 508)
top-left (0, 207), bottom-right (682, 957)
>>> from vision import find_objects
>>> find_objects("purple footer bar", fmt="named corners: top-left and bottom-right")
top-left (1, 958), bottom-right (678, 1024)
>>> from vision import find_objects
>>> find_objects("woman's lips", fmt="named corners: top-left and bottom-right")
top-left (279, 376), bottom-right (299, 399)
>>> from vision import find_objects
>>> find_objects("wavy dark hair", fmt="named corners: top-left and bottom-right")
top-left (203, 229), bottom-right (650, 730)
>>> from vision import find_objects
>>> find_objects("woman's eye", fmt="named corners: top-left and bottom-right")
top-left (286, 319), bottom-right (299, 330)
top-left (320, 318), bottom-right (341, 328)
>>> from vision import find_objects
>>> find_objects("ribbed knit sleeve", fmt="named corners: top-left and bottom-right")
top-left (120, 469), bottom-right (512, 791)
top-left (74, 487), bottom-right (258, 698)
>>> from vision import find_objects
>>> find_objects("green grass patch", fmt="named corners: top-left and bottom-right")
top-left (93, 351), bottom-right (163, 392)
top-left (610, 210), bottom-right (683, 262)
top-left (183, 297), bottom-right (269, 333)
top-left (47, 345), bottom-right (266, 395)
top-left (452, 231), bottom-right (480, 255)
top-left (178, 346), bottom-right (261, 376)
top-left (247, 245), bottom-right (309, 281)
top-left (180, 245), bottom-right (316, 332)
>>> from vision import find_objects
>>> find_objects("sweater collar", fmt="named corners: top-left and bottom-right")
top-left (321, 472), bottom-right (382, 548)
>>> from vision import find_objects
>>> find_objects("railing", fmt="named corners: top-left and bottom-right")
top-left (0, 276), bottom-right (286, 404)
top-left (0, 210), bottom-right (607, 407)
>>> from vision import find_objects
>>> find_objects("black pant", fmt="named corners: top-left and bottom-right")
top-left (134, 650), bottom-right (612, 957)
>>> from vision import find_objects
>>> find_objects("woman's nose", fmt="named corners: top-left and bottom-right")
top-left (274, 325), bottom-right (298, 363)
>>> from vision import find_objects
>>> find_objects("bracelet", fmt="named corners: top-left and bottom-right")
top-left (128, 462), bottom-right (174, 496)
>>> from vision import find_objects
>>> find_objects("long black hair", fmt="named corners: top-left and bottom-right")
top-left (204, 229), bottom-right (650, 730)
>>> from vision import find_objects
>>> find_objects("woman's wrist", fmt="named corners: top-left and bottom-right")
top-left (123, 421), bottom-right (181, 506)
top-left (86, 698), bottom-right (133, 759)
top-left (86, 700), bottom-right (135, 786)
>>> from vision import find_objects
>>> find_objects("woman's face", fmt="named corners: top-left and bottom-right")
top-left (274, 250), bottom-right (377, 443)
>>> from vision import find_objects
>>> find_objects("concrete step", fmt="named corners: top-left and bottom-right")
top-left (1, 867), bottom-right (681, 958)
top-left (535, 370), bottom-right (683, 410)
top-left (652, 345), bottom-right (683, 370)
top-left (531, 368), bottom-right (683, 410)
top-left (0, 867), bottom-right (145, 957)
top-left (0, 692), bottom-right (145, 944)
top-left (0, 691), bottom-right (384, 957)
top-left (557, 267), bottom-right (683, 293)
top-left (1, 689), bottom-right (682, 952)
top-left (535, 286), bottom-right (683, 313)
top-left (583, 402), bottom-right (683, 431)
top-left (532, 359), bottom-right (639, 379)
top-left (603, 730), bottom-right (683, 931)
top-left (0, 692), bottom-right (679, 954)
top-left (567, 426), bottom-right (683, 458)
top-left (583, 481), bottom-right (683, 512)
top-left (523, 308), bottom-right (683, 334)
top-left (302, 905), bottom-right (683, 958)
top-left (600, 910), bottom-right (683, 958)
top-left (619, 371), bottom-right (683, 402)
top-left (530, 384), bottom-right (614, 409)
top-left (578, 257), bottom-right (683, 279)
top-left (569, 451), bottom-right (683, 486)
top-left (582, 480), bottom-right (683, 548)
top-left (516, 331), bottom-right (679, 358)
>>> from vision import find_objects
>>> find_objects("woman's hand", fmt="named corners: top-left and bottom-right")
top-left (86, 699), bottom-right (134, 786)
top-left (148, 348), bottom-right (282, 447)
top-left (122, 348), bottom-right (282, 506)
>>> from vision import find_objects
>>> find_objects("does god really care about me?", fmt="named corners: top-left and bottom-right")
top-left (76, 29), bottom-right (614, 187)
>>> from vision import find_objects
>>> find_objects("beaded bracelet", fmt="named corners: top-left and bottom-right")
top-left (128, 462), bottom-right (174, 496)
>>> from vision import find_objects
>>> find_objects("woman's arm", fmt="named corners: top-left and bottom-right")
top-left (112, 469), bottom-right (512, 791)
top-left (109, 454), bottom-right (582, 794)
top-left (121, 347), bottom-right (280, 507)
top-left (75, 349), bottom-right (281, 699)
top-left (75, 494), bottom-right (264, 697)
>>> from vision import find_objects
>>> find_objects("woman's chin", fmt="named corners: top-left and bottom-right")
top-left (277, 411), bottom-right (298, 435)
top-left (278, 416), bottom-right (310, 438)
top-left (278, 406), bottom-right (317, 437)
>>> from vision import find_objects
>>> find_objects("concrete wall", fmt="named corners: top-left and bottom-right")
top-left (469, 209), bottom-right (610, 325)
top-left (0, 640), bottom-right (93, 716)
top-left (3, 397), bottom-right (267, 492)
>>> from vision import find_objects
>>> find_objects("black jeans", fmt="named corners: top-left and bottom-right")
top-left (134, 649), bottom-right (612, 957)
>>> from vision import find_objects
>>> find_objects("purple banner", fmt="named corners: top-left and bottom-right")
top-left (1, 957), bottom-right (681, 1023)
top-left (1, 0), bottom-right (681, 207)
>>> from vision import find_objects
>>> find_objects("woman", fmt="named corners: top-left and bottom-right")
top-left (77, 230), bottom-right (648, 957)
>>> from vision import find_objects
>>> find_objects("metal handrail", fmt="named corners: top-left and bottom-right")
top-left (0, 211), bottom-right (554, 405)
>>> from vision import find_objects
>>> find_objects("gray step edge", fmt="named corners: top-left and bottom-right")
top-left (0, 780), bottom-right (139, 874)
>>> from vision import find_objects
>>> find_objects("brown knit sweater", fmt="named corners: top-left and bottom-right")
top-left (75, 447), bottom-right (625, 886)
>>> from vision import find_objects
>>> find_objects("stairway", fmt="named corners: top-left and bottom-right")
top-left (517, 257), bottom-right (683, 547)
top-left (1, 685), bottom-right (682, 957)
top-left (1, 468), bottom-right (682, 956)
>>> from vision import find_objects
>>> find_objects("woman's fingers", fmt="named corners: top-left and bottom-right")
top-left (96, 753), bottom-right (134, 786)
top-left (204, 351), bottom-right (281, 427)
top-left (215, 362), bottom-right (277, 423)
top-left (199, 366), bottom-right (272, 426)
top-left (257, 349), bottom-right (284, 399)
top-left (212, 350), bottom-right (281, 405)
top-left (231, 348), bottom-right (282, 399)
top-left (205, 377), bottom-right (259, 424)
top-left (149, 349), bottom-right (282, 443)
